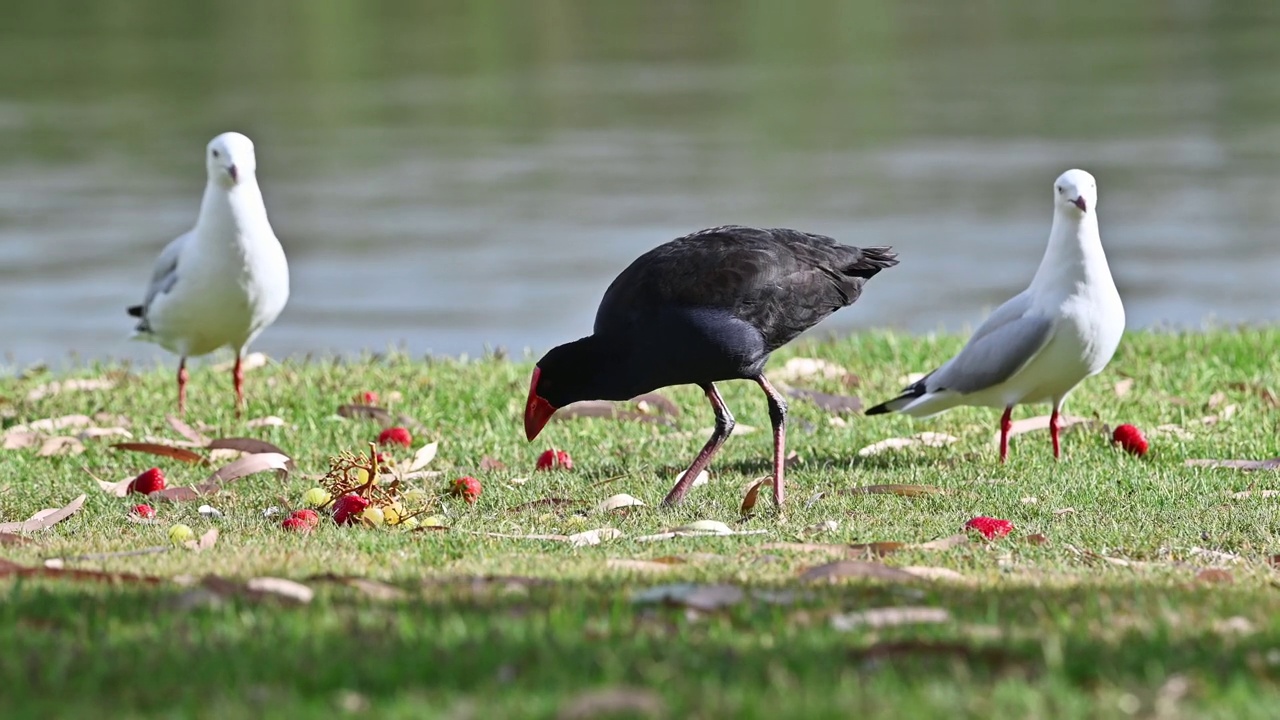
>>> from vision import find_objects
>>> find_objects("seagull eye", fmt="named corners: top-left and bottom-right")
top-left (1056, 185), bottom-right (1063, 193)
top-left (212, 150), bottom-right (220, 159)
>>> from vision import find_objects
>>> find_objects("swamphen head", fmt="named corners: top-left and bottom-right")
top-left (524, 337), bottom-right (616, 441)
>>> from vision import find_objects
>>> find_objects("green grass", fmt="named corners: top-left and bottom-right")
top-left (2, 328), bottom-right (1280, 719)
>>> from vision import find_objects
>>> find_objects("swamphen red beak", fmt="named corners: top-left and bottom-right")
top-left (524, 366), bottom-right (557, 441)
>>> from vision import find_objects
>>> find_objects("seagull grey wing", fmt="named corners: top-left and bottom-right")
top-left (929, 313), bottom-right (1055, 394)
top-left (131, 233), bottom-right (188, 329)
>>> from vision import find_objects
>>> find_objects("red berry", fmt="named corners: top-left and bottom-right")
top-left (1111, 424), bottom-right (1149, 457)
top-left (281, 517), bottom-right (312, 533)
top-left (377, 426), bottom-right (412, 448)
top-left (132, 504), bottom-right (156, 519)
top-left (331, 494), bottom-right (371, 526)
top-left (358, 391), bottom-right (379, 405)
top-left (965, 516), bottom-right (1014, 540)
top-left (535, 448), bottom-right (573, 471)
top-left (449, 476), bottom-right (482, 504)
top-left (128, 467), bottom-right (167, 495)
top-left (289, 509), bottom-right (321, 528)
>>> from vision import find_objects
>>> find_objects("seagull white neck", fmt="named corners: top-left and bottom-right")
top-left (195, 178), bottom-right (273, 242)
top-left (1028, 211), bottom-right (1109, 294)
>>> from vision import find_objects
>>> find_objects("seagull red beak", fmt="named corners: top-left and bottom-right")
top-left (524, 367), bottom-right (557, 441)
top-left (1072, 196), bottom-right (1087, 212)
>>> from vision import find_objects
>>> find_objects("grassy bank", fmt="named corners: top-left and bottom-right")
top-left (2, 329), bottom-right (1279, 719)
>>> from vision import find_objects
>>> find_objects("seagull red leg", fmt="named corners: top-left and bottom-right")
top-left (998, 405), bottom-right (1013, 463)
top-left (177, 357), bottom-right (189, 416)
top-left (1049, 406), bottom-right (1061, 459)
top-left (754, 374), bottom-right (789, 509)
top-left (233, 353), bottom-right (245, 417)
top-left (661, 383), bottom-right (735, 507)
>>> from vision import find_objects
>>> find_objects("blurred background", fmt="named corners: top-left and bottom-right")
top-left (1, 0), bottom-right (1278, 368)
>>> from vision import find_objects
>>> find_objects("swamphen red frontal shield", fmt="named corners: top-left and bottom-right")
top-left (525, 225), bottom-right (898, 508)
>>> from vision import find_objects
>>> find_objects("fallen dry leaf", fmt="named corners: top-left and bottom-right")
top-left (4, 414), bottom-right (95, 436)
top-left (244, 576), bottom-right (314, 604)
top-left (480, 455), bottom-right (506, 471)
top-left (245, 416), bottom-right (287, 428)
top-left (631, 583), bottom-right (746, 611)
top-left (1186, 458), bottom-right (1280, 471)
top-left (1195, 568), bottom-right (1233, 584)
top-left (406, 442), bottom-right (439, 472)
top-left (202, 452), bottom-right (291, 486)
top-left (167, 415), bottom-right (209, 444)
top-left (1113, 378), bottom-right (1134, 397)
top-left (0, 558), bottom-right (161, 584)
top-left (309, 574), bottom-right (408, 601)
top-left (597, 494), bottom-right (646, 512)
top-left (631, 392), bottom-right (679, 417)
top-left (557, 687), bottom-right (666, 720)
top-left (858, 433), bottom-right (957, 457)
top-left (901, 566), bottom-right (966, 582)
top-left (207, 437), bottom-right (290, 459)
top-left (0, 533), bottom-right (33, 546)
top-left (1207, 391), bottom-right (1228, 410)
top-left (25, 377), bottom-right (117, 402)
top-left (568, 528), bottom-right (623, 547)
top-left (830, 606), bottom-right (952, 631)
top-left (2, 432), bottom-right (39, 450)
top-left (0, 494), bottom-right (87, 533)
top-left (846, 483), bottom-right (946, 497)
top-left (37, 436), bottom-right (84, 457)
top-left (800, 560), bottom-right (923, 583)
top-left (606, 558), bottom-right (677, 573)
top-left (112, 442), bottom-right (208, 464)
top-left (740, 476), bottom-right (772, 516)
top-left (999, 414), bottom-right (1094, 443)
top-left (184, 528), bottom-right (219, 552)
top-left (336, 404), bottom-right (394, 424)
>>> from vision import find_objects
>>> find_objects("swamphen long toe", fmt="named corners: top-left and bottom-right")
top-left (524, 225), bottom-right (899, 509)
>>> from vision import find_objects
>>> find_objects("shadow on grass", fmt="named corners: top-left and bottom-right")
top-left (2, 578), bottom-right (1277, 715)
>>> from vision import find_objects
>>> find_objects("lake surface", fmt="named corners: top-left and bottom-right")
top-left (2, 0), bottom-right (1279, 369)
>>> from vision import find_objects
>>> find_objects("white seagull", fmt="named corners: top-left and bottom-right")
top-left (866, 169), bottom-right (1125, 461)
top-left (128, 132), bottom-right (290, 415)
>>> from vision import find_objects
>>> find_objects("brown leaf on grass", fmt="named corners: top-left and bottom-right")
top-left (207, 437), bottom-right (291, 460)
top-left (845, 484), bottom-right (946, 497)
top-left (336, 404), bottom-right (394, 423)
top-left (831, 606), bottom-right (952, 631)
top-left (1207, 391), bottom-right (1228, 410)
top-left (167, 415), bottom-right (209, 444)
top-left (847, 541), bottom-right (909, 558)
top-left (631, 583), bottom-right (746, 610)
top-left (635, 522), bottom-right (768, 543)
top-left (244, 577), bottom-right (315, 604)
top-left (998, 415), bottom-right (1094, 443)
top-left (111, 442), bottom-right (208, 464)
top-left (308, 574), bottom-right (408, 601)
top-left (1228, 381), bottom-right (1280, 409)
top-left (0, 494), bottom-right (87, 533)
top-left (1185, 458), bottom-right (1280, 471)
top-left (185, 528), bottom-right (219, 552)
top-left (1198, 404), bottom-right (1238, 426)
top-left (0, 558), bottom-right (162, 585)
top-left (597, 494), bottom-right (647, 512)
top-left (631, 392), bottom-right (679, 417)
top-left (4, 414), bottom-right (94, 435)
top-left (800, 560), bottom-right (923, 583)
top-left (740, 476), bottom-right (772, 516)
top-left (1195, 568), bottom-right (1233, 584)
top-left (556, 400), bottom-right (674, 426)
top-left (557, 687), bottom-right (666, 720)
top-left (857, 433), bottom-right (957, 457)
top-left (479, 455), bottom-right (506, 471)
top-left (2, 432), bottom-right (39, 450)
top-left (918, 533), bottom-right (971, 550)
top-left (1022, 533), bottom-right (1050, 546)
top-left (25, 377), bottom-right (118, 402)
top-left (507, 498), bottom-right (583, 513)
top-left (0, 533), bottom-right (33, 546)
top-left (245, 416), bottom-right (287, 428)
top-left (568, 528), bottom-right (624, 547)
top-left (202, 452), bottom-right (291, 486)
top-left (606, 558), bottom-right (678, 573)
top-left (406, 442), bottom-right (439, 472)
top-left (150, 486), bottom-right (203, 502)
top-left (1113, 378), bottom-right (1134, 397)
top-left (785, 387), bottom-right (863, 414)
top-left (38, 436), bottom-right (84, 456)
top-left (902, 566), bottom-right (967, 581)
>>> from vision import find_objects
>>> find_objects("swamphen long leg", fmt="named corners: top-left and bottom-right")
top-left (661, 383), bottom-right (735, 507)
top-left (755, 374), bottom-right (788, 508)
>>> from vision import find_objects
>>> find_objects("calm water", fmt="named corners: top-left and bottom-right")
top-left (2, 1), bottom-right (1279, 368)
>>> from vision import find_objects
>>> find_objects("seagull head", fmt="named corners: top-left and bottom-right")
top-left (206, 132), bottom-right (257, 188)
top-left (1053, 169), bottom-right (1097, 215)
